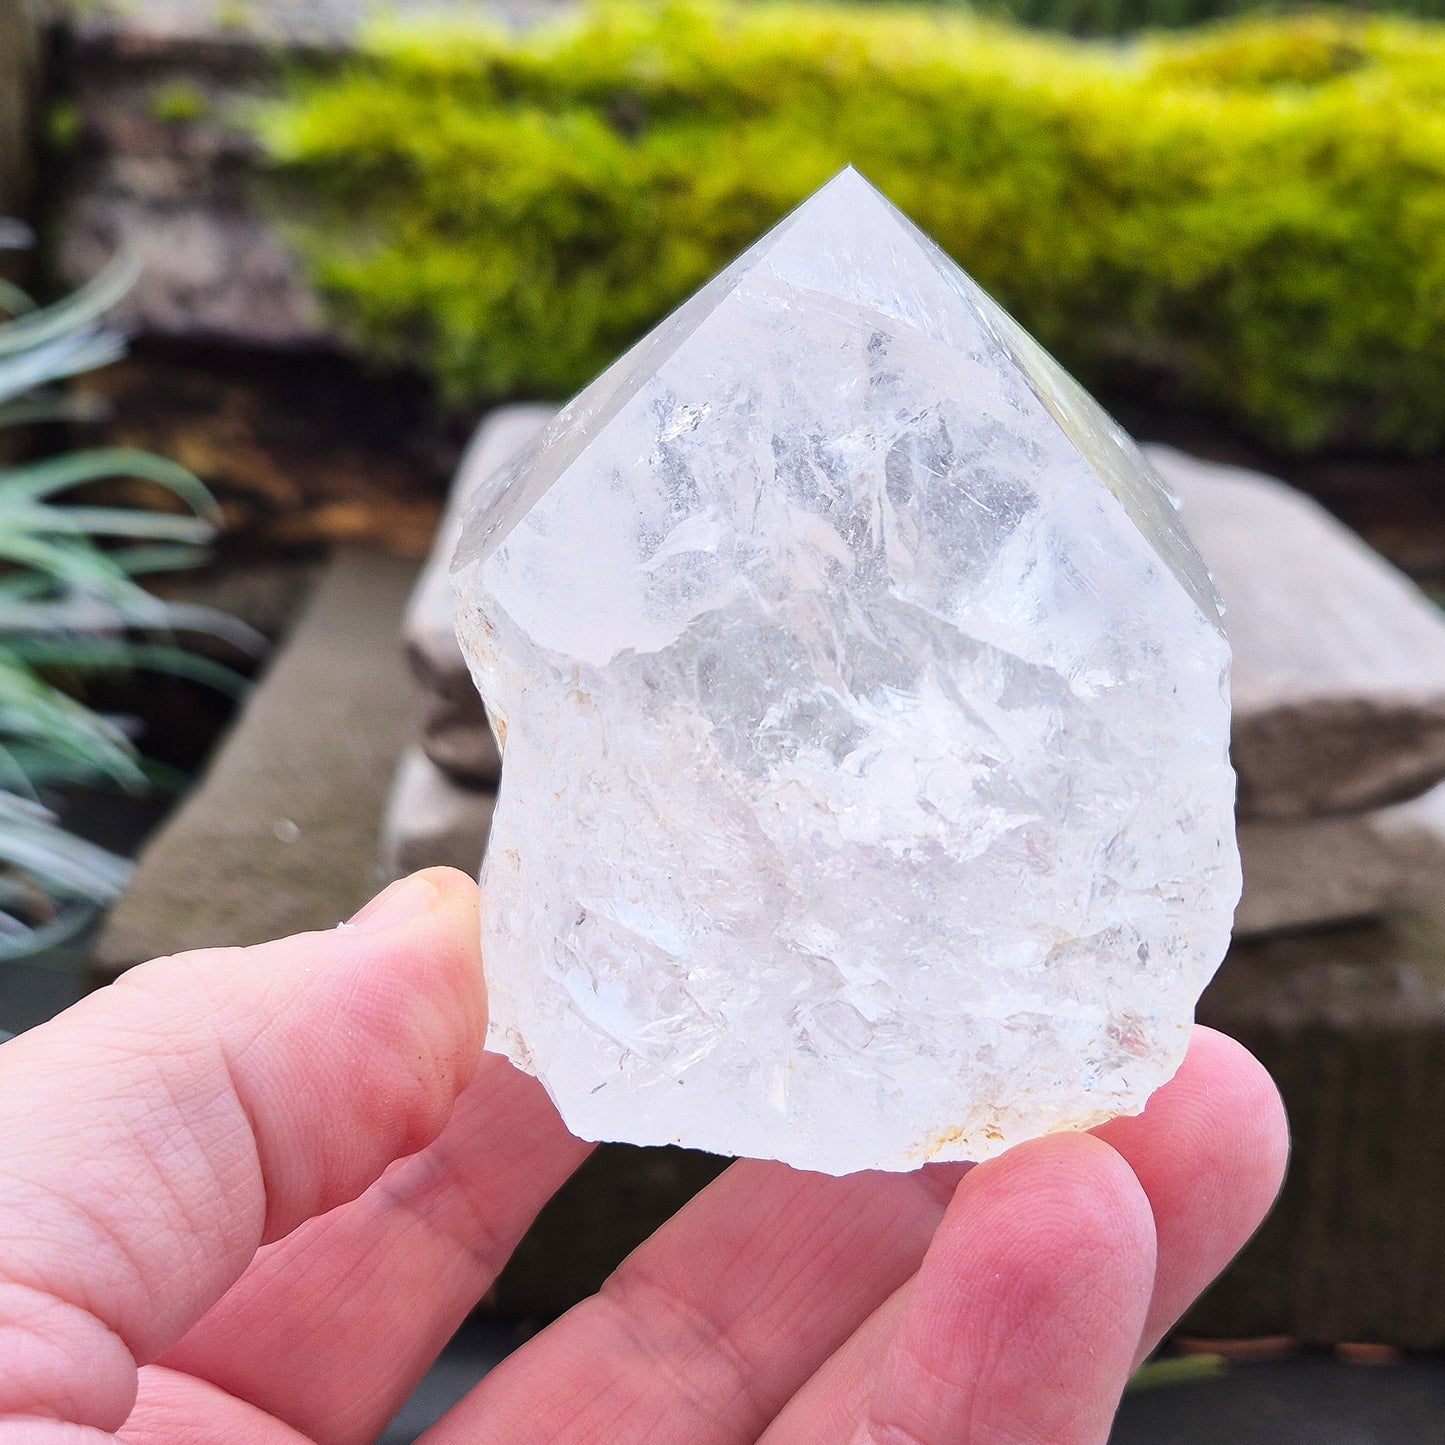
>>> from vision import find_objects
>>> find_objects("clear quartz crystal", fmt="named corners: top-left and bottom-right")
top-left (452, 168), bottom-right (1240, 1176)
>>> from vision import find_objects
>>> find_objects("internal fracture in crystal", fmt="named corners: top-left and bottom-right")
top-left (452, 168), bottom-right (1240, 1176)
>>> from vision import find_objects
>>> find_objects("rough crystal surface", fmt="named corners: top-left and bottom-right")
top-left (452, 169), bottom-right (1240, 1176)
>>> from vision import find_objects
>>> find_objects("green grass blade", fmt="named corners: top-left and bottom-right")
top-left (0, 824), bottom-right (133, 900)
top-left (0, 506), bottom-right (215, 545)
top-left (1127, 1354), bottom-right (1227, 1391)
top-left (0, 448), bottom-right (220, 521)
top-left (0, 904), bottom-right (99, 962)
top-left (0, 276), bottom-right (36, 317)
top-left (108, 544), bottom-right (212, 577)
top-left (0, 253), bottom-right (141, 359)
top-left (6, 638), bottom-right (250, 696)
top-left (0, 531), bottom-right (156, 602)
top-left (0, 598), bottom-right (261, 653)
top-left (0, 328), bottom-right (128, 407)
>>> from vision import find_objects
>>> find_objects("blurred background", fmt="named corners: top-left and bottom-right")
top-left (5, 0), bottom-right (1445, 1439)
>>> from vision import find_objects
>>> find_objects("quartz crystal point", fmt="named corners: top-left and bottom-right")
top-left (452, 168), bottom-right (1240, 1176)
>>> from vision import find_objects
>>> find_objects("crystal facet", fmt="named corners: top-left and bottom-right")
top-left (452, 169), bottom-right (1240, 1176)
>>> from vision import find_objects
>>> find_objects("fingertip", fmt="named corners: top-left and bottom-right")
top-left (1099, 1025), bottom-right (1290, 1219)
top-left (383, 870), bottom-right (487, 1025)
top-left (176, 870), bottom-right (490, 1241)
top-left (340, 868), bottom-right (486, 1026)
top-left (404, 865), bottom-right (483, 908)
top-left (959, 1131), bottom-right (1158, 1284)
top-left (346, 867), bottom-right (479, 932)
top-left (1094, 1025), bottom-right (1290, 1358)
top-left (916, 1131), bottom-right (1159, 1365)
top-left (943, 1133), bottom-right (1161, 1389)
top-left (1187, 1026), bottom-right (1291, 1188)
top-left (325, 873), bottom-right (488, 1157)
top-left (862, 1130), bottom-right (1157, 1445)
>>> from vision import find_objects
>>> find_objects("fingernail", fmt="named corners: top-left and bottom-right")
top-left (344, 874), bottom-right (440, 932)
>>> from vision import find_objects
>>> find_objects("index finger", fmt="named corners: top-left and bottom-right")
top-left (0, 868), bottom-right (487, 1438)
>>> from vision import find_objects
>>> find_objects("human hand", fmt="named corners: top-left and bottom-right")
top-left (0, 868), bottom-right (1287, 1444)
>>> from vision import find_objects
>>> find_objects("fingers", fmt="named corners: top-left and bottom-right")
top-left (122, 1366), bottom-right (312, 1445)
top-left (761, 1025), bottom-right (1288, 1440)
top-left (0, 869), bottom-right (487, 1436)
top-left (424, 1158), bottom-right (972, 1445)
top-left (756, 1288), bottom-right (908, 1442)
top-left (843, 1035), bottom-right (1287, 1444)
top-left (852, 1134), bottom-right (1156, 1445)
top-left (427, 1025), bottom-right (1284, 1445)
top-left (159, 1057), bottom-right (591, 1445)
top-left (170, 1004), bottom-right (1277, 1445)
top-left (1093, 1025), bottom-right (1289, 1360)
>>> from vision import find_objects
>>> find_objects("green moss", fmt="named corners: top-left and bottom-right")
top-left (150, 79), bottom-right (211, 125)
top-left (259, 5), bottom-right (1445, 453)
top-left (214, 0), bottom-right (255, 32)
top-left (987, 0), bottom-right (1445, 37)
top-left (45, 101), bottom-right (83, 152)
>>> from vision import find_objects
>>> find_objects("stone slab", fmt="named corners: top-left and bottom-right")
top-left (1234, 783), bottom-right (1445, 936)
top-left (52, 1), bottom-right (564, 346)
top-left (1149, 445), bottom-right (1445, 820)
top-left (54, 8), bottom-right (320, 348)
top-left (93, 545), bottom-right (419, 973)
top-left (405, 404), bottom-right (552, 784)
top-left (381, 747), bottom-right (495, 882)
top-left (1235, 815), bottom-right (1405, 936)
top-left (413, 417), bottom-right (1445, 829)
top-left (1190, 910), bottom-right (1445, 1348)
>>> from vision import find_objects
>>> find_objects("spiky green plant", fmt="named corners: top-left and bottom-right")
top-left (0, 231), bottom-right (252, 958)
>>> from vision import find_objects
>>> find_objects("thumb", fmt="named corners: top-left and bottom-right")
top-left (0, 868), bottom-right (486, 1436)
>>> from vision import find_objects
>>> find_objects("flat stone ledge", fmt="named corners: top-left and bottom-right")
top-left (413, 416), bottom-right (1445, 834)
top-left (1150, 445), bottom-right (1445, 820)
top-left (1192, 910), bottom-right (1445, 1347)
top-left (50, 0), bottom-right (567, 347)
top-left (405, 404), bottom-right (553, 784)
top-left (382, 747), bottom-right (495, 882)
top-left (1234, 783), bottom-right (1445, 936)
top-left (93, 545), bottom-right (419, 974)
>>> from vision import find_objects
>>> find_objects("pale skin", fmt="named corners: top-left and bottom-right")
top-left (0, 867), bottom-right (1289, 1445)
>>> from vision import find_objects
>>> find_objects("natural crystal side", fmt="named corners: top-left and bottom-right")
top-left (453, 169), bottom-right (1240, 1176)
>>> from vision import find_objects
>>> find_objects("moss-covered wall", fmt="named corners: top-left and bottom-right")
top-left (991, 0), bottom-right (1445, 38)
top-left (259, 6), bottom-right (1445, 456)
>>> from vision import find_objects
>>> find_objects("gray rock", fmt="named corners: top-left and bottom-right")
top-left (408, 635), bottom-right (503, 786)
top-left (93, 546), bottom-right (419, 975)
top-left (50, 0), bottom-right (567, 346)
top-left (1149, 444), bottom-right (1445, 820)
top-left (69, 0), bottom-right (563, 48)
top-left (1233, 793), bottom-right (1445, 937)
top-left (52, 6), bottom-right (333, 348)
top-left (58, 189), bottom-right (324, 348)
top-left (381, 747), bottom-right (495, 882)
top-left (404, 405), bottom-right (552, 784)
top-left (1194, 904), bottom-right (1445, 1347)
